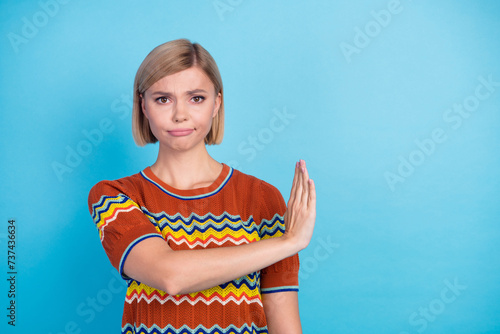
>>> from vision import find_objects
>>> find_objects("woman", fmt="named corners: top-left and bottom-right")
top-left (88, 39), bottom-right (316, 334)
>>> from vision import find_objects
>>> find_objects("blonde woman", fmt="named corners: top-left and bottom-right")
top-left (88, 39), bottom-right (316, 334)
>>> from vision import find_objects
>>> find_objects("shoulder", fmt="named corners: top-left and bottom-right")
top-left (87, 171), bottom-right (146, 208)
top-left (229, 167), bottom-right (285, 207)
top-left (230, 167), bottom-right (281, 194)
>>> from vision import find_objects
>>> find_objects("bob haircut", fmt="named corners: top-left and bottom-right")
top-left (132, 39), bottom-right (224, 146)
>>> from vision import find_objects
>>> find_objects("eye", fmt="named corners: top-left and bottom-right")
top-left (191, 96), bottom-right (205, 103)
top-left (156, 97), bottom-right (170, 104)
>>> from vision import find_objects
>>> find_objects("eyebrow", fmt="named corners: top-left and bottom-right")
top-left (187, 89), bottom-right (209, 95)
top-left (150, 89), bottom-right (209, 96)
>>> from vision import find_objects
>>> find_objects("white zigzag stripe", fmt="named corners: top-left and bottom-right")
top-left (125, 292), bottom-right (263, 307)
top-left (100, 205), bottom-right (139, 241)
top-left (166, 235), bottom-right (252, 248)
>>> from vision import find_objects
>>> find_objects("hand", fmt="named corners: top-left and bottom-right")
top-left (283, 160), bottom-right (316, 251)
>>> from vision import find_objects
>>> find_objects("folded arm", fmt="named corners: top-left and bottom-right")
top-left (123, 160), bottom-right (316, 295)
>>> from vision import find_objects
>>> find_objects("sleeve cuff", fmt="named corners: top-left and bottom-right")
top-left (261, 286), bottom-right (299, 294)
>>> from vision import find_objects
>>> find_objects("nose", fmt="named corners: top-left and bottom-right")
top-left (172, 102), bottom-right (188, 123)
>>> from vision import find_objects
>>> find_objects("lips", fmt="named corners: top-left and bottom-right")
top-left (167, 129), bottom-right (194, 137)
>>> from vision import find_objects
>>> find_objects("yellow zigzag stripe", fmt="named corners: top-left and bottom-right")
top-left (156, 216), bottom-right (259, 229)
top-left (164, 226), bottom-right (260, 243)
top-left (126, 279), bottom-right (260, 300)
top-left (260, 229), bottom-right (284, 240)
top-left (96, 199), bottom-right (140, 230)
top-left (96, 199), bottom-right (141, 240)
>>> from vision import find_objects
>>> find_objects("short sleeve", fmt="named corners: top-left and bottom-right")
top-left (258, 181), bottom-right (300, 294)
top-left (88, 180), bottom-right (163, 279)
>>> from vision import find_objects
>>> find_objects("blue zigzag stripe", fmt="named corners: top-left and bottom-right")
top-left (142, 210), bottom-right (260, 235)
top-left (91, 194), bottom-right (131, 222)
top-left (259, 214), bottom-right (285, 238)
top-left (218, 271), bottom-right (260, 290)
top-left (122, 322), bottom-right (268, 334)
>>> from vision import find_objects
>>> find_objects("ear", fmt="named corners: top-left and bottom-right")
top-left (212, 92), bottom-right (222, 118)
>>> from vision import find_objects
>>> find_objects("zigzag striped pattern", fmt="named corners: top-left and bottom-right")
top-left (125, 272), bottom-right (262, 306)
top-left (91, 194), bottom-right (141, 241)
top-left (122, 322), bottom-right (268, 334)
top-left (142, 210), bottom-right (262, 248)
top-left (89, 165), bottom-right (297, 333)
top-left (259, 213), bottom-right (285, 240)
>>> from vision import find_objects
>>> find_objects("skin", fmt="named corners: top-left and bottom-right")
top-left (126, 66), bottom-right (316, 333)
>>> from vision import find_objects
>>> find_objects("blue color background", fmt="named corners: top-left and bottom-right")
top-left (1, 0), bottom-right (500, 333)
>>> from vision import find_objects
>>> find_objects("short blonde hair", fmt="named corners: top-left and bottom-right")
top-left (132, 39), bottom-right (224, 146)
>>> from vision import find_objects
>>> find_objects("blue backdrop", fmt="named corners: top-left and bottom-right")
top-left (1, 0), bottom-right (500, 333)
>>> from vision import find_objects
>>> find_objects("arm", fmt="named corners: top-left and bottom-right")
top-left (262, 291), bottom-right (302, 334)
top-left (123, 160), bottom-right (316, 295)
top-left (124, 232), bottom-right (297, 295)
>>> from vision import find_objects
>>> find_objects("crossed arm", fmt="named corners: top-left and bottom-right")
top-left (123, 160), bottom-right (315, 332)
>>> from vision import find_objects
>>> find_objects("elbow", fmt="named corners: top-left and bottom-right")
top-left (163, 284), bottom-right (181, 296)
top-left (161, 274), bottom-right (184, 296)
top-left (163, 283), bottom-right (181, 296)
top-left (152, 255), bottom-right (195, 295)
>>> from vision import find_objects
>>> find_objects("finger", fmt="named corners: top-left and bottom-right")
top-left (307, 178), bottom-right (316, 209)
top-left (287, 161), bottom-right (300, 206)
top-left (301, 160), bottom-right (310, 181)
top-left (300, 160), bottom-right (309, 206)
top-left (294, 160), bottom-right (305, 204)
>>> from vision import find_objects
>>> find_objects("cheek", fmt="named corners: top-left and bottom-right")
top-left (145, 110), bottom-right (164, 133)
top-left (147, 119), bottom-right (160, 138)
top-left (200, 113), bottom-right (214, 131)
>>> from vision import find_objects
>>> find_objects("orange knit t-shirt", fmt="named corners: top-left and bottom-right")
top-left (88, 164), bottom-right (300, 334)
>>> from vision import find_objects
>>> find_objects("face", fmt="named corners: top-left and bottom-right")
top-left (141, 66), bottom-right (221, 153)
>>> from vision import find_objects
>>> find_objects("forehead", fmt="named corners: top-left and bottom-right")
top-left (148, 67), bottom-right (214, 93)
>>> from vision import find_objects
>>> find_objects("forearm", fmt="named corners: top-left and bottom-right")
top-left (263, 291), bottom-right (302, 333)
top-left (124, 235), bottom-right (299, 295)
top-left (170, 237), bottom-right (298, 294)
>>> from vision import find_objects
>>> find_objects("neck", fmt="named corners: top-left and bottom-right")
top-left (151, 143), bottom-right (222, 190)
